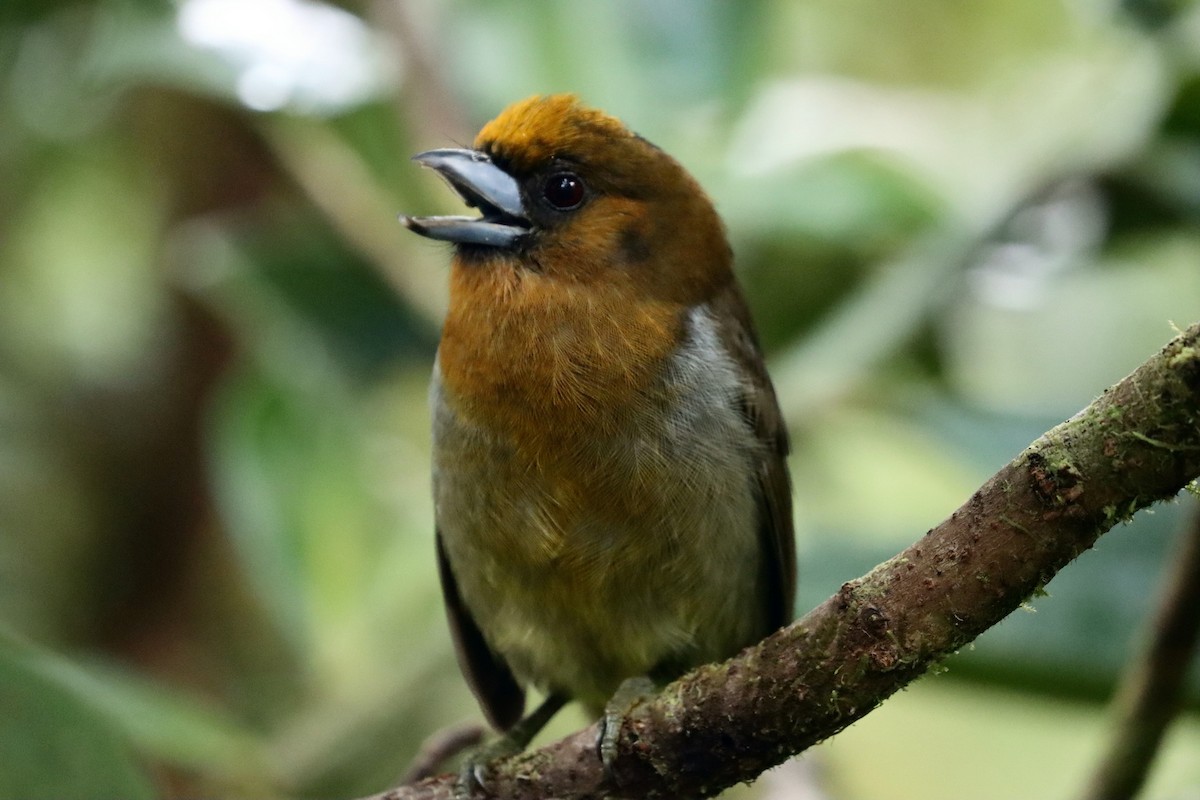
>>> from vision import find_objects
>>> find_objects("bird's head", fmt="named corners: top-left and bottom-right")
top-left (401, 94), bottom-right (732, 306)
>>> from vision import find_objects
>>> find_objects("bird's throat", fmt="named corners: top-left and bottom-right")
top-left (438, 263), bottom-right (684, 453)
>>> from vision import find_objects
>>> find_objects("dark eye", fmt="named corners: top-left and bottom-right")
top-left (543, 172), bottom-right (586, 210)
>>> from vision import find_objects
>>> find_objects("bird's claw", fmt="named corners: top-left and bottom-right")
top-left (453, 694), bottom-right (568, 798)
top-left (597, 676), bottom-right (658, 776)
top-left (453, 763), bottom-right (481, 800)
top-left (453, 736), bottom-right (520, 800)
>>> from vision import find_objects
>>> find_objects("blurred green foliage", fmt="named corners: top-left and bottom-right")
top-left (1, 1), bottom-right (1198, 798)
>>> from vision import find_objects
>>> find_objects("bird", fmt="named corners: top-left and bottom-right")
top-left (400, 93), bottom-right (795, 777)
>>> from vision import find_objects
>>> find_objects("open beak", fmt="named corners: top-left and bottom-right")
top-left (399, 148), bottom-right (530, 248)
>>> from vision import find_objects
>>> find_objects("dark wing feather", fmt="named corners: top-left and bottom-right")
top-left (436, 530), bottom-right (525, 730)
top-left (709, 283), bottom-right (797, 631)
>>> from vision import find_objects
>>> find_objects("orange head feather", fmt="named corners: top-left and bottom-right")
top-left (466, 94), bottom-right (732, 304)
top-left (474, 94), bottom-right (633, 176)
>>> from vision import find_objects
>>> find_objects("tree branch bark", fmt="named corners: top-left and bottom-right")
top-left (370, 321), bottom-right (1200, 800)
top-left (1078, 498), bottom-right (1200, 800)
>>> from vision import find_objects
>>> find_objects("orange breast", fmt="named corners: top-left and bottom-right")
top-left (437, 260), bottom-right (685, 467)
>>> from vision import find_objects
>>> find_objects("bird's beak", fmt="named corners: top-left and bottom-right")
top-left (400, 148), bottom-right (530, 248)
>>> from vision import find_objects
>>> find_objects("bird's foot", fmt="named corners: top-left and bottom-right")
top-left (597, 676), bottom-right (658, 775)
top-left (454, 734), bottom-right (521, 800)
top-left (454, 694), bottom-right (566, 800)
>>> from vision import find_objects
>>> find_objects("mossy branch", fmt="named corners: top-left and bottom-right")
top-left (370, 322), bottom-right (1200, 800)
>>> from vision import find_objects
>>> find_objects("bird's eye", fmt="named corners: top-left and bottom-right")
top-left (542, 172), bottom-right (586, 210)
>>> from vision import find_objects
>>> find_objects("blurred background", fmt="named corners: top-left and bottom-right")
top-left (1, 0), bottom-right (1199, 798)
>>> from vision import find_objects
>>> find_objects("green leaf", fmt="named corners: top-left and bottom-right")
top-left (0, 641), bottom-right (156, 800)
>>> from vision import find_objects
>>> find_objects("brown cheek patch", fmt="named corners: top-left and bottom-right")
top-left (618, 223), bottom-right (651, 265)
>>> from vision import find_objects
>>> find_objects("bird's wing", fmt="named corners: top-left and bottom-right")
top-left (436, 529), bottom-right (525, 730)
top-left (709, 283), bottom-right (797, 631)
